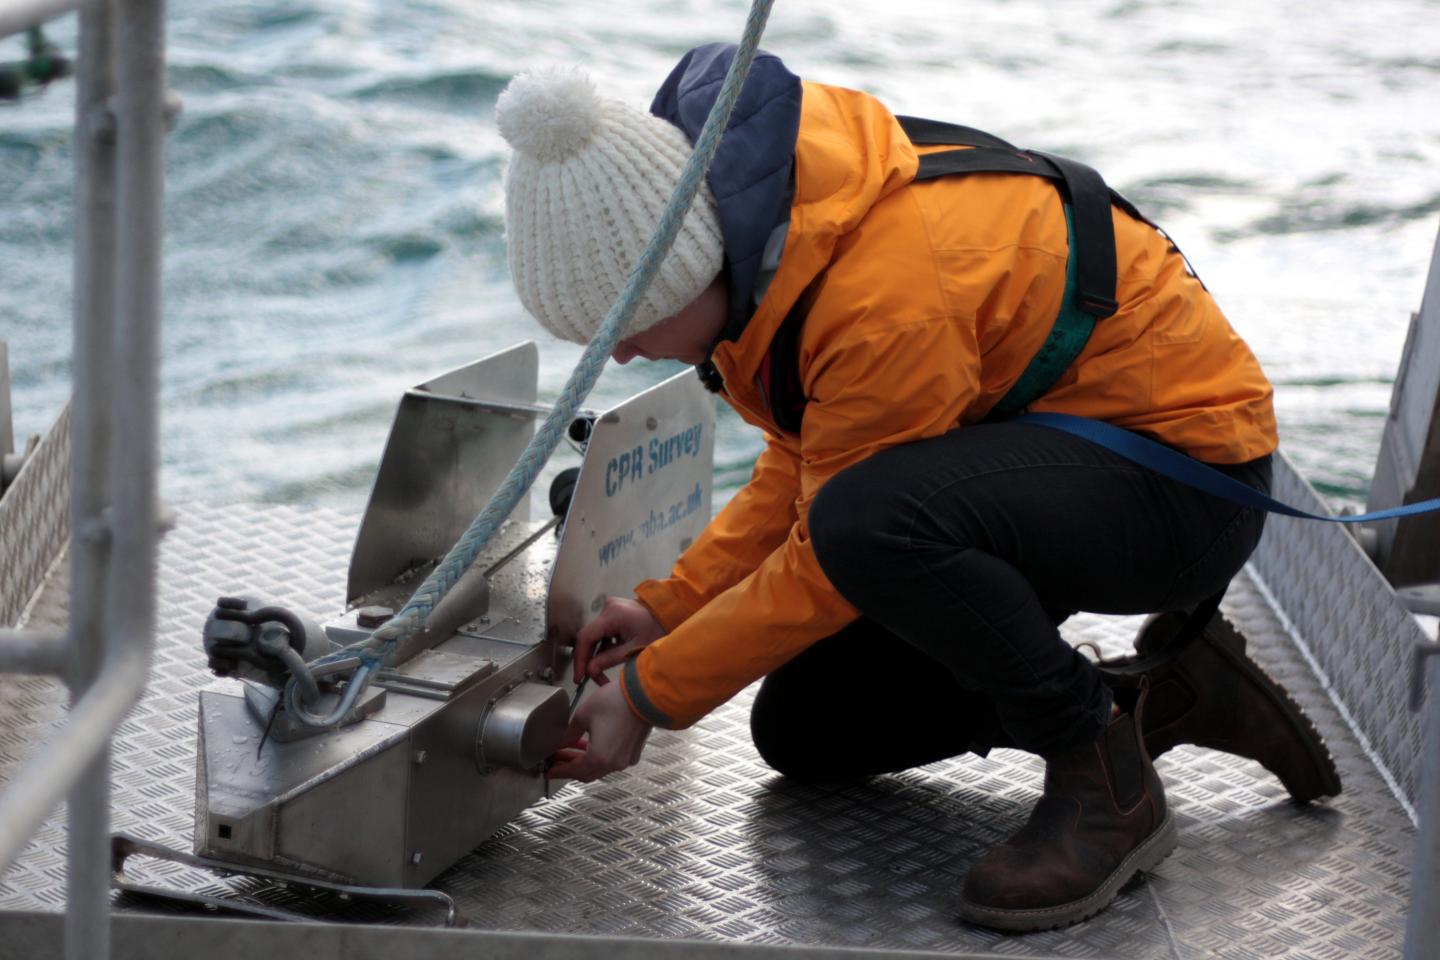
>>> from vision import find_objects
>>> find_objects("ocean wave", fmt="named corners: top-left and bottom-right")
top-left (1220, 193), bottom-right (1440, 241)
top-left (349, 69), bottom-right (508, 109)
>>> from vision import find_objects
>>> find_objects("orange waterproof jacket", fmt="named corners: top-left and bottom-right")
top-left (620, 50), bottom-right (1278, 730)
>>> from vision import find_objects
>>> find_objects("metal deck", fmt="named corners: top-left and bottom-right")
top-left (0, 500), bottom-right (1416, 958)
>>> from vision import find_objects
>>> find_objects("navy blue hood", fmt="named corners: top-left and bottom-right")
top-left (650, 43), bottom-right (803, 342)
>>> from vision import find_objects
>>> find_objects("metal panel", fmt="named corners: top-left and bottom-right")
top-left (0, 499), bottom-right (1419, 958)
top-left (0, 401), bottom-right (70, 628)
top-left (348, 343), bottom-right (539, 603)
top-left (1250, 452), bottom-right (1431, 812)
top-left (276, 738), bottom-right (412, 884)
top-left (546, 370), bottom-right (715, 651)
top-left (405, 688), bottom-right (531, 888)
top-left (1406, 650), bottom-right (1440, 959)
top-left (196, 689), bottom-right (413, 878)
top-left (1367, 220), bottom-right (1440, 585)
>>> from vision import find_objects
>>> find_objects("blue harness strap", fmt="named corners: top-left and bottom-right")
top-left (1017, 412), bottom-right (1440, 524)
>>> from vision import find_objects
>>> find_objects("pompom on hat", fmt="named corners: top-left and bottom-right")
top-left (497, 67), bottom-right (724, 344)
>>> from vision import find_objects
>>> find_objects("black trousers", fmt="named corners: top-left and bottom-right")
top-left (750, 421), bottom-right (1271, 777)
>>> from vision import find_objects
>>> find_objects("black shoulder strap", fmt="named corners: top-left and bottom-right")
top-left (1030, 150), bottom-right (1118, 317)
top-left (895, 115), bottom-right (1019, 152)
top-left (914, 146), bottom-right (1053, 181)
top-left (910, 143), bottom-right (1119, 320)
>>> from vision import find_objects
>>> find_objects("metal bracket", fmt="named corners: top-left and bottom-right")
top-left (1410, 637), bottom-right (1440, 711)
top-left (0, 629), bottom-right (67, 676)
top-left (241, 679), bottom-right (387, 744)
top-left (110, 834), bottom-right (466, 927)
top-left (1399, 583), bottom-right (1440, 617)
top-left (0, 436), bottom-right (36, 494)
top-left (97, 89), bottom-right (183, 143)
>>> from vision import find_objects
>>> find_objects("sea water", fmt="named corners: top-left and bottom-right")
top-left (2, 0), bottom-right (1438, 512)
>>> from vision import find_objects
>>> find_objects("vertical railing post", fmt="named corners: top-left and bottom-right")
top-left (1406, 646), bottom-right (1440, 958)
top-left (66, 0), bottom-right (117, 957)
top-left (103, 2), bottom-right (166, 948)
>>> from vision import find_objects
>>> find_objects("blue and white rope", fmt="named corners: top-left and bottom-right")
top-left (285, 0), bottom-right (778, 728)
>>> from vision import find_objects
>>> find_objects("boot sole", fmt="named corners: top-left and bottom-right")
top-left (1110, 615), bottom-right (1342, 804)
top-left (1178, 617), bottom-right (1341, 803)
top-left (956, 811), bottom-right (1178, 933)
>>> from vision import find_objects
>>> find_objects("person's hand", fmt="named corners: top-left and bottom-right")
top-left (573, 596), bottom-right (666, 685)
top-left (546, 680), bottom-right (652, 782)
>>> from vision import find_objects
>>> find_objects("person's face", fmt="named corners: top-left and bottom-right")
top-left (611, 277), bottom-right (728, 366)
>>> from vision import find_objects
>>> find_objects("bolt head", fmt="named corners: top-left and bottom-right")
top-left (356, 605), bottom-right (394, 628)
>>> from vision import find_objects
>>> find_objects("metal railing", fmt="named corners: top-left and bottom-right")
top-left (0, 0), bottom-right (78, 39)
top-left (0, 2), bottom-right (167, 959)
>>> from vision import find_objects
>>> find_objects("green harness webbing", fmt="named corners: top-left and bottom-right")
top-left (988, 204), bottom-right (1095, 418)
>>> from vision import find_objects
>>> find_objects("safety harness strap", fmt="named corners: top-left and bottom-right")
top-left (761, 115), bottom-right (1152, 433)
top-left (914, 146), bottom-right (1057, 179)
top-left (1018, 412), bottom-right (1440, 524)
top-left (900, 120), bottom-right (1122, 416)
top-left (893, 114), bottom-right (1020, 151)
top-left (911, 144), bottom-right (1120, 320)
top-left (987, 204), bottom-right (1095, 420)
top-left (1030, 151), bottom-right (1119, 318)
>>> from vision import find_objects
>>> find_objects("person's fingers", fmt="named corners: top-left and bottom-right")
top-left (546, 723), bottom-right (592, 780)
top-left (546, 754), bottom-right (598, 781)
top-left (589, 637), bottom-right (642, 675)
top-left (573, 617), bottom-right (610, 683)
top-left (572, 598), bottom-right (666, 683)
top-left (561, 706), bottom-right (589, 747)
top-left (548, 739), bottom-right (618, 783)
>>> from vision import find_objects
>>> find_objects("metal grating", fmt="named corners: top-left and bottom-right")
top-left (0, 496), bottom-right (1416, 958)
top-left (1250, 456), bottom-right (1431, 812)
top-left (0, 400), bottom-right (70, 628)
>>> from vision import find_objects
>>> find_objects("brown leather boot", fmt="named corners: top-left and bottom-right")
top-left (957, 685), bottom-right (1177, 932)
top-left (1098, 611), bottom-right (1341, 804)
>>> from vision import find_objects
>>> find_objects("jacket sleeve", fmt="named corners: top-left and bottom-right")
top-left (633, 432), bottom-right (802, 631)
top-left (621, 315), bottom-right (985, 729)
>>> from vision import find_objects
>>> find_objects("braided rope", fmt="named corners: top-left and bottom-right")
top-left (285, 0), bottom-right (777, 728)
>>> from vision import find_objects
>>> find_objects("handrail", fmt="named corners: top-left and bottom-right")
top-left (0, 0), bottom-right (162, 957)
top-left (62, 0), bottom-right (119, 956)
top-left (0, 629), bottom-right (67, 675)
top-left (0, 641), bottom-right (148, 871)
top-left (0, 0), bottom-right (80, 40)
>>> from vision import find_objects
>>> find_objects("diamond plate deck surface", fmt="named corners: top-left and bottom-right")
top-left (0, 500), bottom-right (1415, 958)
top-left (1250, 456), bottom-right (1432, 812)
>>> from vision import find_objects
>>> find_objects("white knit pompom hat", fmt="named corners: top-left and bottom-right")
top-left (496, 67), bottom-right (724, 344)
